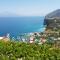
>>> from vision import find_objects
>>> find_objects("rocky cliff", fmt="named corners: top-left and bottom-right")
top-left (44, 9), bottom-right (60, 29)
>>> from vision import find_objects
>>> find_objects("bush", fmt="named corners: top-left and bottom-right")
top-left (0, 40), bottom-right (60, 60)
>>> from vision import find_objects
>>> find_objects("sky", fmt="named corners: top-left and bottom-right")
top-left (0, 0), bottom-right (60, 16)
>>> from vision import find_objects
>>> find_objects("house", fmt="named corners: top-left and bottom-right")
top-left (40, 37), bottom-right (46, 44)
top-left (0, 37), bottom-right (4, 40)
top-left (29, 36), bottom-right (34, 43)
top-left (0, 34), bottom-right (10, 42)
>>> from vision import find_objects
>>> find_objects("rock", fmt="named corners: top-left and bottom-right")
top-left (44, 9), bottom-right (60, 29)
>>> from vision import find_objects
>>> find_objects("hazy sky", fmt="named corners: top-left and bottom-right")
top-left (0, 0), bottom-right (60, 16)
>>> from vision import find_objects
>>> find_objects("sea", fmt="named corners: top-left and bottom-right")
top-left (0, 16), bottom-right (45, 38)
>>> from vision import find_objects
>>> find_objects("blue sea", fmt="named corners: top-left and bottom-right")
top-left (0, 16), bottom-right (45, 37)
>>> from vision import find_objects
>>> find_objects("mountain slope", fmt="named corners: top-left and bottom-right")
top-left (45, 9), bottom-right (60, 19)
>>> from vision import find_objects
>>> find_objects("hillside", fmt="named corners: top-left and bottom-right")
top-left (44, 9), bottom-right (60, 29)
top-left (45, 9), bottom-right (60, 19)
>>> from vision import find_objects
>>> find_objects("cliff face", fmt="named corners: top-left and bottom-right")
top-left (44, 9), bottom-right (60, 29)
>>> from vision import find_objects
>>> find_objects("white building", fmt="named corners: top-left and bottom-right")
top-left (0, 37), bottom-right (4, 40)
top-left (29, 36), bottom-right (34, 43)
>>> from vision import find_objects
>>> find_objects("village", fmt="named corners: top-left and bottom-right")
top-left (0, 29), bottom-right (60, 45)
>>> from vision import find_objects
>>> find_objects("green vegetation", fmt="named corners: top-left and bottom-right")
top-left (0, 41), bottom-right (60, 60)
